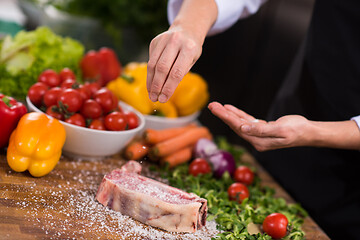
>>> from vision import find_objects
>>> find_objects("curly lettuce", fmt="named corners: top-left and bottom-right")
top-left (0, 26), bottom-right (84, 99)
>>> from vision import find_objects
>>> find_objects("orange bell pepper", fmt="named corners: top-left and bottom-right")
top-left (7, 112), bottom-right (66, 177)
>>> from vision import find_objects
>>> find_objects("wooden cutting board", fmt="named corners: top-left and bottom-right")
top-left (0, 150), bottom-right (329, 239)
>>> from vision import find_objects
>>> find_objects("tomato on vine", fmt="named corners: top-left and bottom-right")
top-left (104, 111), bottom-right (127, 131)
top-left (124, 111), bottom-right (139, 129)
top-left (65, 113), bottom-right (86, 127)
top-left (38, 69), bottom-right (60, 87)
top-left (57, 88), bottom-right (83, 113)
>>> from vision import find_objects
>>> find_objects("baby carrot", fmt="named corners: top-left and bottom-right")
top-left (161, 146), bottom-right (193, 168)
top-left (144, 123), bottom-right (197, 145)
top-left (150, 126), bottom-right (212, 158)
top-left (124, 140), bottom-right (149, 160)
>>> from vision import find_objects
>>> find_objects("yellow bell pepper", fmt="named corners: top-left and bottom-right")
top-left (107, 74), bottom-right (153, 115)
top-left (150, 101), bottom-right (178, 118)
top-left (7, 112), bottom-right (66, 177)
top-left (170, 72), bottom-right (209, 116)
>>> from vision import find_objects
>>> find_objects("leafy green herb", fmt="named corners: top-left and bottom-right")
top-left (153, 138), bottom-right (307, 239)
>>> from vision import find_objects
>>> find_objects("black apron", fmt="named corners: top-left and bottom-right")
top-left (255, 0), bottom-right (360, 239)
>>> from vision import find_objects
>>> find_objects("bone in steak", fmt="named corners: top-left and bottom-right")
top-left (96, 160), bottom-right (208, 233)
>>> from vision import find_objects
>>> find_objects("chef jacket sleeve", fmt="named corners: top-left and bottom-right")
top-left (167, 0), bottom-right (268, 36)
top-left (351, 116), bottom-right (360, 130)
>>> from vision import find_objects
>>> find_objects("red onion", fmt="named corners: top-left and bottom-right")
top-left (193, 138), bottom-right (219, 159)
top-left (207, 150), bottom-right (236, 178)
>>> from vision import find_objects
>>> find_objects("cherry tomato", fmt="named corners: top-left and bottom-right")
top-left (189, 158), bottom-right (211, 176)
top-left (80, 99), bottom-right (103, 119)
top-left (227, 182), bottom-right (249, 203)
top-left (263, 213), bottom-right (288, 239)
top-left (89, 118), bottom-right (106, 130)
top-left (59, 68), bottom-right (76, 83)
top-left (43, 87), bottom-right (62, 108)
top-left (65, 113), bottom-right (86, 127)
top-left (28, 82), bottom-right (48, 107)
top-left (83, 82), bottom-right (101, 97)
top-left (38, 69), bottom-right (60, 87)
top-left (60, 78), bottom-right (76, 89)
top-left (46, 106), bottom-right (64, 120)
top-left (234, 166), bottom-right (254, 185)
top-left (77, 85), bottom-right (91, 101)
top-left (93, 88), bottom-right (118, 114)
top-left (124, 111), bottom-right (139, 129)
top-left (57, 88), bottom-right (83, 113)
top-left (104, 111), bottom-right (127, 131)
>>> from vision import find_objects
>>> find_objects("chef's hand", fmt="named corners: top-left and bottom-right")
top-left (146, 26), bottom-right (203, 103)
top-left (208, 102), bottom-right (311, 151)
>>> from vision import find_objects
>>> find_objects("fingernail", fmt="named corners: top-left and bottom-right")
top-left (150, 93), bottom-right (158, 102)
top-left (158, 93), bottom-right (167, 103)
top-left (242, 125), bottom-right (250, 132)
top-left (252, 119), bottom-right (259, 123)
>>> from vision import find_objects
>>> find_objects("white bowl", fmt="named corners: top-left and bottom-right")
top-left (144, 111), bottom-right (200, 130)
top-left (26, 96), bottom-right (145, 160)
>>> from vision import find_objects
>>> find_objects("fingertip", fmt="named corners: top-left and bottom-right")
top-left (149, 92), bottom-right (158, 102)
top-left (241, 124), bottom-right (250, 133)
top-left (158, 93), bottom-right (168, 103)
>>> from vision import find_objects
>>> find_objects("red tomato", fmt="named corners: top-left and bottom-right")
top-left (28, 82), bottom-right (48, 107)
top-left (263, 213), bottom-right (288, 239)
top-left (227, 182), bottom-right (249, 203)
top-left (124, 111), bottom-right (139, 129)
top-left (104, 111), bottom-right (127, 131)
top-left (83, 82), bottom-right (101, 97)
top-left (60, 78), bottom-right (76, 89)
top-left (189, 158), bottom-right (211, 176)
top-left (59, 68), bottom-right (76, 83)
top-left (43, 87), bottom-right (62, 108)
top-left (80, 99), bottom-right (103, 119)
top-left (38, 69), bottom-right (60, 87)
top-left (65, 113), bottom-right (86, 127)
top-left (93, 88), bottom-right (118, 114)
top-left (46, 106), bottom-right (64, 120)
top-left (77, 85), bottom-right (91, 101)
top-left (234, 166), bottom-right (254, 185)
top-left (89, 118), bottom-right (106, 130)
top-left (57, 88), bottom-right (83, 113)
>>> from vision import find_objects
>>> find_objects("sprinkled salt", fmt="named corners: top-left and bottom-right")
top-left (0, 157), bottom-right (219, 239)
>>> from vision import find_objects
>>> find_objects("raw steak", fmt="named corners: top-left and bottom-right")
top-left (96, 161), bottom-right (208, 233)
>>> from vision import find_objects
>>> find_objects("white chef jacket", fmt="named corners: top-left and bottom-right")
top-left (167, 0), bottom-right (360, 129)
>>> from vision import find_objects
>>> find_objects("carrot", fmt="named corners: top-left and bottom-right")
top-left (150, 126), bottom-right (212, 158)
top-left (124, 140), bottom-right (149, 160)
top-left (144, 123), bottom-right (197, 145)
top-left (161, 146), bottom-right (193, 168)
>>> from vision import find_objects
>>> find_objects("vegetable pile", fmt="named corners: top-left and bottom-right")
top-left (0, 27), bottom-right (84, 100)
top-left (27, 68), bottom-right (139, 131)
top-left (148, 137), bottom-right (308, 239)
top-left (107, 62), bottom-right (209, 117)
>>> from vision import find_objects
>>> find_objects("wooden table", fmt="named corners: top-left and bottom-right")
top-left (0, 150), bottom-right (330, 239)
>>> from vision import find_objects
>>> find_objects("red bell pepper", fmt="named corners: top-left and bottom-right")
top-left (80, 47), bottom-right (122, 87)
top-left (0, 94), bottom-right (28, 148)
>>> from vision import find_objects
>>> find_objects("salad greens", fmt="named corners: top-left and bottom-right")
top-left (152, 137), bottom-right (307, 240)
top-left (0, 26), bottom-right (84, 99)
